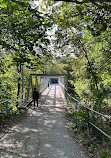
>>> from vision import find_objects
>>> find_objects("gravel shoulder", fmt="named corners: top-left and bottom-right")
top-left (0, 85), bottom-right (88, 158)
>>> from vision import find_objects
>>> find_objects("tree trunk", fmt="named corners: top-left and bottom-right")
top-left (16, 63), bottom-right (21, 109)
top-left (81, 42), bottom-right (99, 91)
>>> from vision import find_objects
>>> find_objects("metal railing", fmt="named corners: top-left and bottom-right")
top-left (60, 84), bottom-right (111, 140)
top-left (59, 82), bottom-right (67, 100)
top-left (0, 80), bottom-right (48, 118)
top-left (38, 81), bottom-right (48, 94)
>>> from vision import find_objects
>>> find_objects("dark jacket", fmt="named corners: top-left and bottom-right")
top-left (33, 91), bottom-right (39, 100)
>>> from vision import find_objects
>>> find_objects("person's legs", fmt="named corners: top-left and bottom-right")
top-left (34, 99), bottom-right (35, 107)
top-left (36, 99), bottom-right (38, 107)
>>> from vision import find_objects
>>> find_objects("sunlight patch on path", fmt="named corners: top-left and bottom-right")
top-left (0, 85), bottom-right (87, 158)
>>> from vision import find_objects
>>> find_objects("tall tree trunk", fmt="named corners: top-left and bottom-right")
top-left (79, 40), bottom-right (99, 91)
top-left (16, 63), bottom-right (21, 109)
top-left (83, 48), bottom-right (98, 91)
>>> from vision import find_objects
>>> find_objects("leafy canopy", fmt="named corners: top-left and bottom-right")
top-left (0, 0), bottom-right (53, 64)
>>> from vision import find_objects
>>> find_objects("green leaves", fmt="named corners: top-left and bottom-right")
top-left (0, 2), bottom-right (7, 8)
top-left (51, 0), bottom-right (111, 113)
top-left (0, 0), bottom-right (53, 65)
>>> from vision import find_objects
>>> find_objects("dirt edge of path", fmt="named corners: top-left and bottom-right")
top-left (0, 105), bottom-right (34, 139)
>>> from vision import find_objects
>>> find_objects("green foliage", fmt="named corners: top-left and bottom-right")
top-left (45, 61), bottom-right (67, 74)
top-left (101, 149), bottom-right (111, 158)
top-left (0, 0), bottom-right (53, 62)
top-left (0, 49), bottom-right (44, 117)
top-left (52, 0), bottom-right (111, 111)
top-left (0, 0), bottom-right (111, 124)
top-left (0, 0), bottom-right (54, 117)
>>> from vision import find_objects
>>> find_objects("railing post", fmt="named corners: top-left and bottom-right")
top-left (75, 101), bottom-right (78, 128)
top-left (65, 75), bottom-right (68, 101)
top-left (26, 87), bottom-right (29, 103)
top-left (87, 108), bottom-right (90, 129)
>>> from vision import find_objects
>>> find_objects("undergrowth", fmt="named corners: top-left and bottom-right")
top-left (65, 107), bottom-right (111, 158)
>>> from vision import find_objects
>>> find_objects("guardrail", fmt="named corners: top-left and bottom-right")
top-left (0, 81), bottom-right (48, 118)
top-left (67, 93), bottom-right (111, 140)
top-left (38, 81), bottom-right (48, 94)
top-left (60, 84), bottom-right (111, 140)
top-left (59, 82), bottom-right (67, 100)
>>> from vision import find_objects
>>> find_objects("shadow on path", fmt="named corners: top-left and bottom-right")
top-left (0, 85), bottom-right (87, 158)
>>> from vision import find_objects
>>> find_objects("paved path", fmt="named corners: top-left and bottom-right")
top-left (0, 85), bottom-right (86, 158)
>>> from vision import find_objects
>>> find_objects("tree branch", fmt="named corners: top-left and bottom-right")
top-left (54, 0), bottom-right (83, 4)
top-left (54, 0), bottom-right (111, 4)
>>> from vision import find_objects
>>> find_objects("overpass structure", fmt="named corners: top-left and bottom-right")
top-left (27, 74), bottom-right (67, 104)
top-left (0, 74), bottom-right (67, 116)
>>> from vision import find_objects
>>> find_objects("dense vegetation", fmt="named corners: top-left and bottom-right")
top-left (0, 0), bottom-right (53, 114)
top-left (41, 1), bottom-right (111, 156)
top-left (50, 0), bottom-right (111, 114)
top-left (0, 0), bottom-right (110, 124)
top-left (0, 0), bottom-right (111, 156)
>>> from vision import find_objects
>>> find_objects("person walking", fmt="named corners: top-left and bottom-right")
top-left (48, 82), bottom-right (50, 88)
top-left (33, 87), bottom-right (39, 107)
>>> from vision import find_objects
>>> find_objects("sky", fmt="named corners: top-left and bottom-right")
top-left (32, 0), bottom-right (78, 59)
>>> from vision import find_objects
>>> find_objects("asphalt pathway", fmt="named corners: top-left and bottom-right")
top-left (0, 84), bottom-right (86, 158)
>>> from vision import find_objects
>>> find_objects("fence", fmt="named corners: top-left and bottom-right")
top-left (59, 82), bottom-right (67, 100)
top-left (38, 81), bottom-right (48, 94)
top-left (60, 84), bottom-right (111, 140)
top-left (0, 80), bottom-right (48, 118)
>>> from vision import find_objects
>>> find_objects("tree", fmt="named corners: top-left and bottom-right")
top-left (48, 0), bottom-right (111, 111)
top-left (45, 61), bottom-right (67, 74)
top-left (0, 0), bottom-right (53, 109)
top-left (51, 0), bottom-right (111, 36)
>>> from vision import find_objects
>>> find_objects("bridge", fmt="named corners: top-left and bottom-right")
top-left (27, 74), bottom-right (67, 104)
top-left (0, 74), bottom-right (67, 115)
top-left (0, 74), bottom-right (111, 157)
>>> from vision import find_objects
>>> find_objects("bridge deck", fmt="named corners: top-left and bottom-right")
top-left (0, 85), bottom-right (86, 158)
